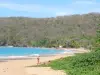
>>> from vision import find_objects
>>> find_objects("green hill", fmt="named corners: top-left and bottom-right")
top-left (35, 25), bottom-right (100, 75)
top-left (0, 13), bottom-right (100, 47)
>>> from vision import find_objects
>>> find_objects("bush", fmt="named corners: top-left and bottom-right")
top-left (46, 50), bottom-right (100, 75)
top-left (68, 40), bottom-right (80, 48)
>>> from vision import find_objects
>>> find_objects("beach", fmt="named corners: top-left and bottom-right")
top-left (0, 48), bottom-right (89, 75)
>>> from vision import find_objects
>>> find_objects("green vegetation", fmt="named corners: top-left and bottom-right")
top-left (35, 24), bottom-right (100, 75)
top-left (39, 51), bottom-right (99, 75)
top-left (0, 13), bottom-right (99, 47)
top-left (93, 24), bottom-right (100, 51)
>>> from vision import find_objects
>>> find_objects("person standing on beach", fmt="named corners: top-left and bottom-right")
top-left (37, 56), bottom-right (40, 65)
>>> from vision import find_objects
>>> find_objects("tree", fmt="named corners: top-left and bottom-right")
top-left (94, 24), bottom-right (100, 51)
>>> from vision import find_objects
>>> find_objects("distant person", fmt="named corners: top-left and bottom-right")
top-left (37, 56), bottom-right (40, 65)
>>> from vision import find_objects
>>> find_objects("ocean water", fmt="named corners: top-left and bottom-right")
top-left (0, 47), bottom-right (68, 57)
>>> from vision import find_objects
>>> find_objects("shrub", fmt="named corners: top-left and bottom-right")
top-left (46, 50), bottom-right (100, 75)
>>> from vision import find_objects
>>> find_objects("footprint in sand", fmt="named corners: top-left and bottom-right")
top-left (3, 69), bottom-right (6, 72)
top-left (3, 68), bottom-right (8, 72)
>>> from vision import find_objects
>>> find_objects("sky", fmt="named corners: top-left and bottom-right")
top-left (0, 0), bottom-right (100, 18)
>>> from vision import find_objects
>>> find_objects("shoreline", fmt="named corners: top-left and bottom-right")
top-left (0, 48), bottom-right (89, 75)
top-left (0, 54), bottom-right (72, 75)
top-left (0, 47), bottom-right (89, 60)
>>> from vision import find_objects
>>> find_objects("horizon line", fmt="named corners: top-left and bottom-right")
top-left (0, 12), bottom-right (100, 18)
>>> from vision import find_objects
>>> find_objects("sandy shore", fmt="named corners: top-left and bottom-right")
top-left (0, 48), bottom-right (89, 75)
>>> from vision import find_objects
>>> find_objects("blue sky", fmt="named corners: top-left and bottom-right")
top-left (0, 0), bottom-right (100, 17)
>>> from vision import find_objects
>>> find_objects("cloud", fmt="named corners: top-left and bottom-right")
top-left (70, 0), bottom-right (99, 7)
top-left (73, 0), bottom-right (96, 5)
top-left (0, 0), bottom-right (100, 17)
top-left (54, 0), bottom-right (100, 16)
top-left (56, 12), bottom-right (67, 16)
top-left (55, 12), bottom-right (73, 16)
top-left (0, 3), bottom-right (58, 13)
top-left (0, 3), bottom-right (38, 12)
top-left (64, 0), bottom-right (100, 14)
top-left (0, 2), bottom-right (71, 17)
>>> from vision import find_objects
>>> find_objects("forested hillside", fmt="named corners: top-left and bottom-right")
top-left (0, 13), bottom-right (100, 47)
top-left (36, 23), bottom-right (100, 75)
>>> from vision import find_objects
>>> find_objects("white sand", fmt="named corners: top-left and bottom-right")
top-left (0, 48), bottom-right (89, 75)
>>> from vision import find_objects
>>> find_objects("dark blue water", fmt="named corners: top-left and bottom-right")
top-left (0, 47), bottom-right (66, 56)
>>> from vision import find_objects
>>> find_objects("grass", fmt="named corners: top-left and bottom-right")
top-left (35, 50), bottom-right (100, 75)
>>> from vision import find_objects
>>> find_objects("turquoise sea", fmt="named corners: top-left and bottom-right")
top-left (0, 47), bottom-right (71, 57)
